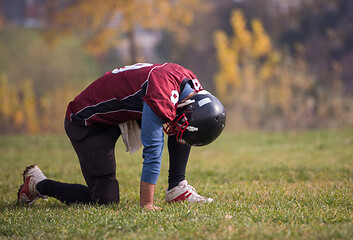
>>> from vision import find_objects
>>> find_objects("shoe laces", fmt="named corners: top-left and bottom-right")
top-left (183, 184), bottom-right (203, 198)
top-left (186, 184), bottom-right (197, 193)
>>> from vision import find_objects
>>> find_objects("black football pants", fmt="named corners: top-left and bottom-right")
top-left (36, 117), bottom-right (190, 205)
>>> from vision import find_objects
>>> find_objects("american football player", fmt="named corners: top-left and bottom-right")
top-left (18, 63), bottom-right (226, 211)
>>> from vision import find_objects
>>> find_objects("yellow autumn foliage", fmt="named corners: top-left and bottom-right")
top-left (251, 19), bottom-right (271, 58)
top-left (22, 80), bottom-right (40, 134)
top-left (214, 31), bottom-right (239, 103)
top-left (0, 74), bottom-right (79, 134)
top-left (214, 9), bottom-right (277, 106)
top-left (213, 9), bottom-right (350, 130)
top-left (0, 75), bottom-right (24, 133)
top-left (45, 0), bottom-right (203, 56)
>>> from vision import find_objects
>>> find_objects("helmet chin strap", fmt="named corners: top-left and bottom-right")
top-left (177, 90), bottom-right (209, 109)
top-left (186, 126), bottom-right (198, 132)
top-left (177, 99), bottom-right (195, 108)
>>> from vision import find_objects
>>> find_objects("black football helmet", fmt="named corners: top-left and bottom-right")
top-left (164, 90), bottom-right (226, 146)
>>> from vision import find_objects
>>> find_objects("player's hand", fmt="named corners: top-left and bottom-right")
top-left (141, 204), bottom-right (161, 211)
top-left (140, 181), bottom-right (160, 211)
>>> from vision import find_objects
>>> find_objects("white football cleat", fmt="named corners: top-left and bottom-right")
top-left (18, 164), bottom-right (47, 205)
top-left (165, 180), bottom-right (214, 203)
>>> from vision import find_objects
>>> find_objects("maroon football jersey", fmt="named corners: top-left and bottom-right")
top-left (66, 63), bottom-right (202, 126)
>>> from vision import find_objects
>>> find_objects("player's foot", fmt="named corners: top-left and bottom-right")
top-left (18, 164), bottom-right (47, 205)
top-left (165, 180), bottom-right (214, 203)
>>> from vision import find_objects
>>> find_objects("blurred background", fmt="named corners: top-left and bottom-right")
top-left (0, 0), bottom-right (352, 134)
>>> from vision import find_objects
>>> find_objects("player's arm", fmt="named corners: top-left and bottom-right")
top-left (140, 101), bottom-right (164, 210)
top-left (139, 84), bottom-right (195, 210)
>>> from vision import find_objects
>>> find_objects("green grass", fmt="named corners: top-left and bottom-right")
top-left (0, 129), bottom-right (352, 239)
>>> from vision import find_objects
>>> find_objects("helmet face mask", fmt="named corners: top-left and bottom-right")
top-left (163, 113), bottom-right (189, 144)
top-left (164, 91), bottom-right (226, 146)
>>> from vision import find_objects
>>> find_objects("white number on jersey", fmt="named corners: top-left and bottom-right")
top-left (192, 79), bottom-right (202, 91)
top-left (170, 90), bottom-right (179, 105)
top-left (112, 63), bottom-right (153, 74)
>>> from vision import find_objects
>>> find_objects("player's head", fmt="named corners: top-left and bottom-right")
top-left (164, 90), bottom-right (226, 146)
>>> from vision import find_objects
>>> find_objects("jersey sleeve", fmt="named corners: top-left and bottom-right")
top-left (143, 71), bottom-right (180, 121)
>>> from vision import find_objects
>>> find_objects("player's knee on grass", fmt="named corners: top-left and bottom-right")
top-left (90, 176), bottom-right (120, 204)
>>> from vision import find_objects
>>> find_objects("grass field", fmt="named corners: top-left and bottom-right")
top-left (0, 129), bottom-right (352, 239)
